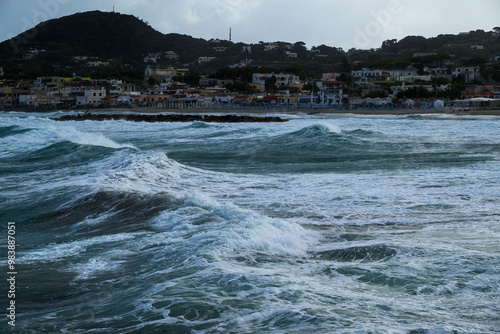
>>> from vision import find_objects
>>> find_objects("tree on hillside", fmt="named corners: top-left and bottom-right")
top-left (338, 72), bottom-right (354, 87)
top-left (292, 42), bottom-right (308, 59)
top-left (265, 75), bottom-right (277, 93)
top-left (381, 39), bottom-right (398, 54)
top-left (340, 56), bottom-right (352, 73)
top-left (175, 71), bottom-right (201, 87)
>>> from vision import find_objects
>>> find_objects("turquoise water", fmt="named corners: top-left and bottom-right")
top-left (1, 111), bottom-right (499, 333)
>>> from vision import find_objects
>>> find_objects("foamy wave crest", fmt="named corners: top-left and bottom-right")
top-left (69, 248), bottom-right (134, 280)
top-left (153, 192), bottom-right (318, 258)
top-left (55, 125), bottom-right (135, 149)
top-left (297, 123), bottom-right (342, 136)
top-left (18, 233), bottom-right (143, 263)
top-left (0, 120), bottom-right (134, 157)
top-left (94, 151), bottom-right (202, 194)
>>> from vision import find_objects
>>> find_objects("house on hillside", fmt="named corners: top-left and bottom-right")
top-left (316, 81), bottom-right (348, 105)
top-left (145, 67), bottom-right (188, 81)
top-left (389, 68), bottom-right (418, 81)
top-left (198, 57), bottom-right (217, 64)
top-left (164, 51), bottom-right (179, 60)
top-left (431, 67), bottom-right (450, 76)
top-left (144, 53), bottom-right (160, 63)
top-left (252, 73), bottom-right (300, 92)
top-left (322, 73), bottom-right (342, 81)
top-left (452, 66), bottom-right (480, 82)
top-left (389, 83), bottom-right (433, 98)
top-left (264, 43), bottom-right (279, 51)
top-left (241, 45), bottom-right (252, 53)
top-left (352, 69), bottom-right (382, 78)
top-left (198, 78), bottom-right (233, 88)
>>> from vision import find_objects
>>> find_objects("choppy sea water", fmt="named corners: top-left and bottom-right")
top-left (1, 111), bottom-right (499, 333)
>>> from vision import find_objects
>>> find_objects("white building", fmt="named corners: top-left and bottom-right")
top-left (452, 66), bottom-right (480, 82)
top-left (241, 45), bottom-right (252, 53)
top-left (351, 69), bottom-right (382, 77)
top-left (164, 51), bottom-right (179, 60)
top-left (77, 88), bottom-right (106, 106)
top-left (213, 47), bottom-right (228, 52)
top-left (143, 53), bottom-right (160, 63)
top-left (431, 67), bottom-right (449, 76)
top-left (198, 56), bottom-right (217, 63)
top-left (19, 94), bottom-right (37, 106)
top-left (316, 81), bottom-right (348, 105)
top-left (389, 83), bottom-right (433, 98)
top-left (389, 69), bottom-right (418, 80)
top-left (264, 43), bottom-right (278, 51)
top-left (252, 73), bottom-right (300, 92)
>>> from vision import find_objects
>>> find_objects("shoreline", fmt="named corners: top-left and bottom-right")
top-left (3, 107), bottom-right (500, 117)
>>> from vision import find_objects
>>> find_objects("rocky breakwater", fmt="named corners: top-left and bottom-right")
top-left (55, 113), bottom-right (288, 123)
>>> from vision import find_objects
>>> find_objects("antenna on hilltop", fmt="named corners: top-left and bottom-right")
top-left (229, 28), bottom-right (232, 42)
top-left (113, 6), bottom-right (115, 12)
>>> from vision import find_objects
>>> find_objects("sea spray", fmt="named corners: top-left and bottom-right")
top-left (1, 112), bottom-right (499, 333)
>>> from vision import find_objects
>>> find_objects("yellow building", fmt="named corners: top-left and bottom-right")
top-left (64, 77), bottom-right (91, 83)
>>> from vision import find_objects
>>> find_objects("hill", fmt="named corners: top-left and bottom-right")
top-left (0, 11), bottom-right (213, 64)
top-left (0, 10), bottom-right (499, 83)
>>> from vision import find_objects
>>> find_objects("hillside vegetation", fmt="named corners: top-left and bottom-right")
top-left (0, 11), bottom-right (499, 83)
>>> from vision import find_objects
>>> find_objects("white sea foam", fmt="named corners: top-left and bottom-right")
top-left (69, 248), bottom-right (134, 280)
top-left (19, 233), bottom-right (143, 263)
top-left (71, 257), bottom-right (123, 280)
top-left (151, 192), bottom-right (319, 258)
top-left (92, 151), bottom-right (192, 194)
top-left (315, 122), bottom-right (342, 134)
top-left (0, 118), bottom-right (134, 158)
top-left (4, 113), bottom-right (500, 333)
top-left (298, 122), bottom-right (342, 136)
top-left (53, 124), bottom-right (136, 149)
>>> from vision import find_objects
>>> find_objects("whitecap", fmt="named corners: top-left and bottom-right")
top-left (18, 233), bottom-right (143, 263)
top-left (152, 192), bottom-right (319, 258)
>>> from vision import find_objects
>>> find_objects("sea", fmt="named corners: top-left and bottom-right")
top-left (1, 110), bottom-right (499, 334)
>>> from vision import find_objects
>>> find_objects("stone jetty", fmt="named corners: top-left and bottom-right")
top-left (55, 113), bottom-right (288, 123)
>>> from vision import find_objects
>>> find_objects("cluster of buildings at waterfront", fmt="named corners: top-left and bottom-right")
top-left (1, 63), bottom-right (499, 110)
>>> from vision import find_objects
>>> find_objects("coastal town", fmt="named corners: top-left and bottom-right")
top-left (1, 12), bottom-right (499, 112)
top-left (2, 58), bottom-right (500, 112)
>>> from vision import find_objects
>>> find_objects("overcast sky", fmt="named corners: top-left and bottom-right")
top-left (1, 0), bottom-right (499, 50)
